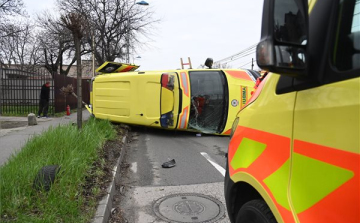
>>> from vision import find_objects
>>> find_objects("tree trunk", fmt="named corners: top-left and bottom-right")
top-left (0, 67), bottom-right (2, 115)
top-left (74, 35), bottom-right (82, 130)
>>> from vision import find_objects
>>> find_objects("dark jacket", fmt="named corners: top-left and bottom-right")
top-left (40, 84), bottom-right (50, 101)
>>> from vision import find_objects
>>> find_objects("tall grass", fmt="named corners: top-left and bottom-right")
top-left (0, 117), bottom-right (116, 222)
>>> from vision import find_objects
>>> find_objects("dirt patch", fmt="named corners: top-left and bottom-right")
top-left (108, 162), bottom-right (132, 223)
top-left (0, 121), bottom-right (28, 129)
top-left (108, 132), bottom-right (139, 223)
top-left (81, 124), bottom-right (131, 221)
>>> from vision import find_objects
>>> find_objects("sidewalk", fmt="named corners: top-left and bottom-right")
top-left (0, 110), bottom-right (91, 166)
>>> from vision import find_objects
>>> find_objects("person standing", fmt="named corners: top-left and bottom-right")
top-left (37, 81), bottom-right (51, 118)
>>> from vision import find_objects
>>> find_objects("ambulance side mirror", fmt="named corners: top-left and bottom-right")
top-left (256, 0), bottom-right (308, 77)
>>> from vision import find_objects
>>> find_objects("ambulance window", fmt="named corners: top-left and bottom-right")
top-left (332, 0), bottom-right (360, 71)
top-left (188, 71), bottom-right (228, 134)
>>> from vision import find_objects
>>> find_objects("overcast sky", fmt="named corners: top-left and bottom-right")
top-left (23, 0), bottom-right (264, 71)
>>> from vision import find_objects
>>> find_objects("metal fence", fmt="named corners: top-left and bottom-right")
top-left (0, 68), bottom-right (54, 116)
top-left (0, 67), bottom-right (91, 116)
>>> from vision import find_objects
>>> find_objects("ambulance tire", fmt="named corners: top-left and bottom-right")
top-left (236, 199), bottom-right (276, 223)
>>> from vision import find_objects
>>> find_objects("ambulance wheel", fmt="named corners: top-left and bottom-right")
top-left (236, 199), bottom-right (276, 223)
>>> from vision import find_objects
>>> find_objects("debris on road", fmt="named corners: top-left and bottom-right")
top-left (161, 159), bottom-right (176, 168)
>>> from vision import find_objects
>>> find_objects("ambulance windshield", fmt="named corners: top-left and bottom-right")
top-left (188, 71), bottom-right (228, 134)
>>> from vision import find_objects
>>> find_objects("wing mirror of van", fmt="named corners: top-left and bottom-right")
top-left (256, 0), bottom-right (308, 77)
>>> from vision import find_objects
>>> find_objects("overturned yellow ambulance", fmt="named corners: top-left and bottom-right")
top-left (89, 61), bottom-right (259, 135)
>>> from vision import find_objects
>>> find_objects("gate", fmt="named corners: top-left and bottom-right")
top-left (54, 74), bottom-right (90, 113)
top-left (0, 68), bottom-right (54, 116)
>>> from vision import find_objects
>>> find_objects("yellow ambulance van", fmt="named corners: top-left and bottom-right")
top-left (225, 0), bottom-right (359, 222)
top-left (90, 62), bottom-right (259, 135)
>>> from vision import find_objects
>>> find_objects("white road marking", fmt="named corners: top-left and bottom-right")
top-left (131, 162), bottom-right (137, 173)
top-left (201, 152), bottom-right (225, 177)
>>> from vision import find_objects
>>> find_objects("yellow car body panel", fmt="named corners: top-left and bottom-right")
top-left (161, 88), bottom-right (174, 114)
top-left (222, 71), bottom-right (257, 134)
top-left (232, 73), bottom-right (296, 138)
top-left (227, 73), bottom-right (360, 223)
top-left (293, 77), bottom-right (359, 153)
top-left (92, 72), bottom-right (162, 126)
top-left (228, 73), bottom-right (295, 223)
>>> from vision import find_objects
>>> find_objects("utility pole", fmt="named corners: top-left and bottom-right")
top-left (126, 1), bottom-right (149, 64)
top-left (251, 58), bottom-right (254, 70)
top-left (126, 17), bottom-right (130, 64)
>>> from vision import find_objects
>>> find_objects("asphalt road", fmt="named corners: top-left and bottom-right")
top-left (116, 127), bottom-right (231, 223)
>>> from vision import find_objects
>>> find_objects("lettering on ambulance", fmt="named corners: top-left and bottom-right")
top-left (229, 126), bottom-right (295, 223)
top-left (178, 106), bottom-right (189, 129)
top-left (240, 86), bottom-right (248, 109)
top-left (180, 72), bottom-right (189, 97)
top-left (292, 140), bottom-right (359, 223)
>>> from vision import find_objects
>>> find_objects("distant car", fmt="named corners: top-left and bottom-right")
top-left (89, 61), bottom-right (259, 135)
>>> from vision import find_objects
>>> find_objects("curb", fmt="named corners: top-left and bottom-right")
top-left (92, 134), bottom-right (128, 223)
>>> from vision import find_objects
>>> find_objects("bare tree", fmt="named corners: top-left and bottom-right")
top-left (0, 0), bottom-right (26, 66)
top-left (13, 23), bottom-right (33, 67)
top-left (0, 0), bottom-right (24, 16)
top-left (0, 21), bottom-right (39, 69)
top-left (58, 0), bottom-right (158, 65)
top-left (0, 0), bottom-right (25, 113)
top-left (0, 0), bottom-right (25, 39)
top-left (27, 33), bottom-right (42, 67)
top-left (36, 12), bottom-right (90, 76)
top-left (60, 12), bottom-right (87, 129)
top-left (0, 24), bottom-right (16, 66)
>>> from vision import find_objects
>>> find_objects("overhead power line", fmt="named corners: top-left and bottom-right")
top-left (214, 43), bottom-right (257, 64)
top-left (238, 60), bottom-right (256, 68)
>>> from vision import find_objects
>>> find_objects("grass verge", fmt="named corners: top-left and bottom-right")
top-left (1, 105), bottom-right (55, 117)
top-left (0, 117), bottom-right (117, 222)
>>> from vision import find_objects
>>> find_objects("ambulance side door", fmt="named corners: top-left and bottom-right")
top-left (290, 0), bottom-right (360, 222)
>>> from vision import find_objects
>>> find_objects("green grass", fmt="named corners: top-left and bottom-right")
top-left (1, 105), bottom-right (55, 117)
top-left (0, 105), bottom-right (79, 117)
top-left (0, 117), bottom-right (117, 222)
